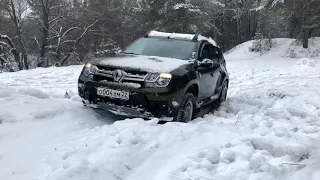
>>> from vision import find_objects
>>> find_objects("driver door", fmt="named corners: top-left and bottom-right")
top-left (197, 43), bottom-right (221, 101)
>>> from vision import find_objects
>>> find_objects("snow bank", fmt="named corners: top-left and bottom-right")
top-left (1, 39), bottom-right (320, 180)
top-left (226, 38), bottom-right (320, 62)
top-left (0, 65), bottom-right (82, 99)
top-left (296, 58), bottom-right (316, 68)
top-left (282, 38), bottom-right (320, 59)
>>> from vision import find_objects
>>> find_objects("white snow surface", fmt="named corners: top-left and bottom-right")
top-left (1, 38), bottom-right (320, 180)
top-left (98, 55), bottom-right (190, 73)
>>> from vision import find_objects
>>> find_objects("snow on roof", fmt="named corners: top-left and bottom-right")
top-left (198, 35), bottom-right (218, 47)
top-left (147, 30), bottom-right (219, 47)
top-left (148, 31), bottom-right (195, 41)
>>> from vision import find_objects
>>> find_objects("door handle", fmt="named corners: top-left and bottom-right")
top-left (210, 72), bottom-right (214, 76)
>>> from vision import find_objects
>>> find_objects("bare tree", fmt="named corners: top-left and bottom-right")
top-left (26, 0), bottom-right (97, 66)
top-left (0, 0), bottom-right (29, 69)
top-left (27, 0), bottom-right (65, 67)
top-left (60, 20), bottom-right (97, 65)
top-left (0, 34), bottom-right (20, 71)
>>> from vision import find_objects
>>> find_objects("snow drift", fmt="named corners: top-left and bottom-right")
top-left (0, 38), bottom-right (320, 180)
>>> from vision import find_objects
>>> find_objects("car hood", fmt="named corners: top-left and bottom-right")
top-left (91, 54), bottom-right (191, 73)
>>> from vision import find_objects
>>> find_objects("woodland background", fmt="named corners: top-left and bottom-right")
top-left (0, 0), bottom-right (319, 72)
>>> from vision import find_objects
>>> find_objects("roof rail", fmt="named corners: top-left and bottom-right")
top-left (144, 30), bottom-right (153, 38)
top-left (168, 32), bottom-right (175, 39)
top-left (193, 33), bottom-right (199, 41)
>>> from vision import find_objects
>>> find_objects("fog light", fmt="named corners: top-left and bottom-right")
top-left (172, 101), bottom-right (179, 107)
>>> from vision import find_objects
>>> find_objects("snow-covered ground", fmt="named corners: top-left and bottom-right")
top-left (1, 38), bottom-right (320, 180)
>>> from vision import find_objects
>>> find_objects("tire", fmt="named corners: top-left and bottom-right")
top-left (174, 93), bottom-right (197, 123)
top-left (212, 81), bottom-right (228, 109)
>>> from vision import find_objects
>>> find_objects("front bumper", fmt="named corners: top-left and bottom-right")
top-left (78, 76), bottom-right (183, 118)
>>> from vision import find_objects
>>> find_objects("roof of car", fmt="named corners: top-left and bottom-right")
top-left (146, 30), bottom-right (219, 47)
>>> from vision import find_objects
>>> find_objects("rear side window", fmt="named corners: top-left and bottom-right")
top-left (200, 43), bottom-right (216, 61)
top-left (201, 44), bottom-right (210, 60)
top-left (208, 45), bottom-right (218, 60)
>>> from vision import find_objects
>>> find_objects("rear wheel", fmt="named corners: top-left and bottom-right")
top-left (174, 93), bottom-right (197, 123)
top-left (219, 81), bottom-right (228, 103)
top-left (212, 81), bottom-right (228, 109)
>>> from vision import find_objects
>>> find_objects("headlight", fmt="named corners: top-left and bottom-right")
top-left (83, 63), bottom-right (98, 77)
top-left (145, 73), bottom-right (172, 87)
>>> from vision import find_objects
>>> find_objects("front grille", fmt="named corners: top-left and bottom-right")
top-left (94, 66), bottom-right (148, 83)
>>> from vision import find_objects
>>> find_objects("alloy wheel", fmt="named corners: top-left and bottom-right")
top-left (183, 100), bottom-right (194, 122)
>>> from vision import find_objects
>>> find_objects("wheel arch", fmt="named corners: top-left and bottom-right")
top-left (184, 80), bottom-right (200, 98)
top-left (218, 76), bottom-right (229, 95)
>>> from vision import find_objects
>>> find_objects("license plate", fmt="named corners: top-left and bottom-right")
top-left (96, 87), bottom-right (129, 100)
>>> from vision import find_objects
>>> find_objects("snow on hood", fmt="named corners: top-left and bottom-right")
top-left (93, 55), bottom-right (191, 73)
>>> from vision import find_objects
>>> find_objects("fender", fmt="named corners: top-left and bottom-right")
top-left (183, 79), bottom-right (200, 96)
top-left (166, 80), bottom-right (199, 106)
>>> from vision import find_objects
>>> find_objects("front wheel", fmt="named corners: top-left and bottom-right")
top-left (174, 93), bottom-right (197, 123)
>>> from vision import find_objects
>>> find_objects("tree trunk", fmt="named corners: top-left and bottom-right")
top-left (39, 15), bottom-right (49, 67)
top-left (15, 23), bottom-right (28, 70)
top-left (7, 0), bottom-right (28, 70)
top-left (303, 0), bottom-right (311, 49)
top-left (252, 0), bottom-right (262, 39)
top-left (39, 1), bottom-right (50, 67)
top-left (303, 29), bottom-right (309, 48)
top-left (247, 10), bottom-right (251, 40)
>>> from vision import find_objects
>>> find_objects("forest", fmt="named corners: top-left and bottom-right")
top-left (0, 0), bottom-right (319, 72)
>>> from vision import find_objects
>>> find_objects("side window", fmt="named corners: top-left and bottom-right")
top-left (208, 45), bottom-right (218, 61)
top-left (200, 44), bottom-right (210, 61)
top-left (217, 48), bottom-right (223, 59)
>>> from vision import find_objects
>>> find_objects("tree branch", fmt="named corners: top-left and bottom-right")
top-left (49, 16), bottom-right (62, 24)
top-left (62, 27), bottom-right (78, 37)
top-left (50, 4), bottom-right (65, 10)
top-left (33, 37), bottom-right (41, 51)
top-left (0, 34), bottom-right (20, 68)
top-left (60, 20), bottom-right (97, 65)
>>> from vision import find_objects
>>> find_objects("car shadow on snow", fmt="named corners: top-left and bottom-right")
top-left (90, 109), bottom-right (123, 124)
top-left (91, 102), bottom-right (218, 125)
top-left (91, 108), bottom-right (172, 125)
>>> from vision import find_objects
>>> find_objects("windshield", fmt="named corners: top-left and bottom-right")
top-left (123, 37), bottom-right (197, 60)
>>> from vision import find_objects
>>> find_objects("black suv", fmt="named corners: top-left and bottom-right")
top-left (78, 31), bottom-right (229, 122)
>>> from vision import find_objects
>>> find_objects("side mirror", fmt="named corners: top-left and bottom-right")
top-left (199, 58), bottom-right (214, 68)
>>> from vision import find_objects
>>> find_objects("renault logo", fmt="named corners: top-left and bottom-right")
top-left (112, 69), bottom-right (125, 82)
